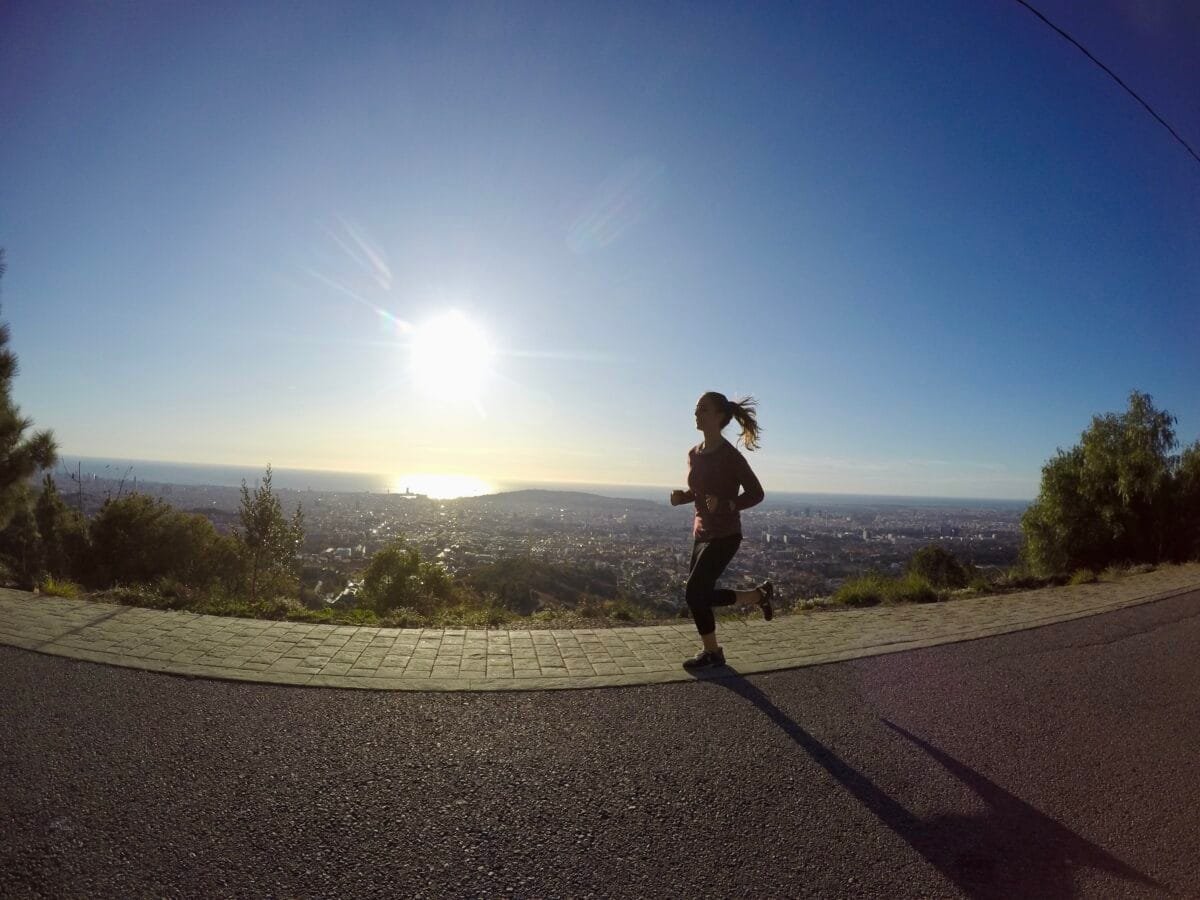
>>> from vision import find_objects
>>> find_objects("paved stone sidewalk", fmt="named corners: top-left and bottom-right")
top-left (1, 564), bottom-right (1198, 692)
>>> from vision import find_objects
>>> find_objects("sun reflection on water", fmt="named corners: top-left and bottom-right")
top-left (392, 474), bottom-right (495, 500)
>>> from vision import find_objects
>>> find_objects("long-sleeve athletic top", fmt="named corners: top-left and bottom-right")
top-left (679, 439), bottom-right (765, 542)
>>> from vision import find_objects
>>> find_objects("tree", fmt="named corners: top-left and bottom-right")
top-left (360, 538), bottom-right (452, 616)
top-left (1021, 391), bottom-right (1191, 574)
top-left (0, 485), bottom-right (42, 588)
top-left (88, 493), bottom-right (175, 587)
top-left (235, 465), bottom-right (303, 602)
top-left (908, 544), bottom-right (968, 589)
top-left (1173, 440), bottom-right (1200, 562)
top-left (34, 474), bottom-right (89, 581)
top-left (0, 249), bottom-right (58, 531)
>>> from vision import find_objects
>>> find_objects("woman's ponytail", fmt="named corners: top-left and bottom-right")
top-left (705, 391), bottom-right (762, 451)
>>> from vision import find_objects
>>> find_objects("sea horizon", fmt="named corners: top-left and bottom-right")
top-left (47, 455), bottom-right (1032, 511)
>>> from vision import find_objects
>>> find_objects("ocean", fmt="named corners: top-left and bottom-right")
top-left (49, 456), bottom-right (1030, 511)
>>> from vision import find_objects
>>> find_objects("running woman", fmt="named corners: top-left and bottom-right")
top-left (670, 391), bottom-right (774, 670)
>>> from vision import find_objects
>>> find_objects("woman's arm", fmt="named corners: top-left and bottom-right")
top-left (733, 453), bottom-right (765, 511)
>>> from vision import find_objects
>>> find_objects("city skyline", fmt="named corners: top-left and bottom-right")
top-left (3, 1), bottom-right (1198, 500)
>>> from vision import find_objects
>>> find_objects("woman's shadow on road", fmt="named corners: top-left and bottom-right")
top-left (701, 667), bottom-right (1164, 899)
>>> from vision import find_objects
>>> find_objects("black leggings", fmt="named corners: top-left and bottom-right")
top-left (685, 534), bottom-right (742, 637)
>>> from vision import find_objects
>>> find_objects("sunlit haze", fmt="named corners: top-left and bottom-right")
top-left (2, 1), bottom-right (1197, 500)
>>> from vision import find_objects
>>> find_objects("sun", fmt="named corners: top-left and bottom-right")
top-left (408, 311), bottom-right (495, 397)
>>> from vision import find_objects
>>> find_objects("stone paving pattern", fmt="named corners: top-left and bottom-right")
top-left (2, 563), bottom-right (1198, 691)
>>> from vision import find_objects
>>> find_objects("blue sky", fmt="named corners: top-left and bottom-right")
top-left (2, 0), bottom-right (1197, 499)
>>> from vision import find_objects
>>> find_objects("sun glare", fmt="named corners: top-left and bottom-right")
top-left (408, 311), bottom-right (495, 397)
top-left (394, 474), bottom-right (495, 499)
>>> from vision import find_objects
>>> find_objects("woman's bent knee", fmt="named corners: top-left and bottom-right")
top-left (685, 582), bottom-right (712, 611)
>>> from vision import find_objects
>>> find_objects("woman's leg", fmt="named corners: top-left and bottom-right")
top-left (685, 535), bottom-right (743, 646)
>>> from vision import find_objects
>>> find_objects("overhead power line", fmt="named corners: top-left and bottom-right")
top-left (1011, 0), bottom-right (1200, 166)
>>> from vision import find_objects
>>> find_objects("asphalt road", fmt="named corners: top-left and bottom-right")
top-left (3, 591), bottom-right (1198, 899)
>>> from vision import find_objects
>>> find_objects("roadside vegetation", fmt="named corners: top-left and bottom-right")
top-left (0, 251), bottom-right (1196, 627)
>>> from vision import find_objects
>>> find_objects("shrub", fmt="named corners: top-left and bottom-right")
top-left (908, 545), bottom-right (968, 589)
top-left (1068, 568), bottom-right (1097, 585)
top-left (436, 602), bottom-right (515, 628)
top-left (967, 573), bottom-right (992, 593)
top-left (252, 595), bottom-right (306, 620)
top-left (90, 585), bottom-right (162, 607)
top-left (39, 576), bottom-right (81, 598)
top-left (380, 606), bottom-right (430, 629)
top-left (286, 607), bottom-right (334, 623)
top-left (835, 571), bottom-right (941, 606)
top-left (888, 572), bottom-right (940, 604)
top-left (994, 566), bottom-right (1049, 591)
top-left (87, 495), bottom-right (238, 592)
top-left (834, 573), bottom-right (891, 607)
top-left (603, 598), bottom-right (639, 622)
top-left (332, 607), bottom-right (379, 626)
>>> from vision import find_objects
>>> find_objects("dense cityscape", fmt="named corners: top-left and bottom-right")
top-left (55, 468), bottom-right (1026, 610)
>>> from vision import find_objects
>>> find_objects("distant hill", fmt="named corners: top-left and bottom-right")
top-left (458, 489), bottom-right (662, 511)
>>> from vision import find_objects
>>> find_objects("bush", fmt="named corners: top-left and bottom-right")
top-left (908, 545), bottom-right (968, 589)
top-left (1068, 568), bottom-right (1098, 585)
top-left (834, 573), bottom-right (892, 607)
top-left (87, 494), bottom-right (240, 592)
top-left (888, 572), bottom-right (940, 604)
top-left (39, 576), bottom-right (81, 598)
top-left (379, 606), bottom-right (430, 628)
top-left (835, 572), bottom-right (941, 606)
top-left (465, 557), bottom-right (620, 614)
top-left (967, 573), bottom-right (992, 593)
top-left (994, 566), bottom-right (1051, 591)
top-left (436, 603), bottom-right (515, 628)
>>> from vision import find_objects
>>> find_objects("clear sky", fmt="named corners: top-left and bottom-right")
top-left (2, 0), bottom-right (1197, 499)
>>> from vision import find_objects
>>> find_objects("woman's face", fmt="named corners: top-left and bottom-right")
top-left (694, 395), bottom-right (724, 432)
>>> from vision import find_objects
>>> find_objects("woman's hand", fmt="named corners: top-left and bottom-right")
top-left (670, 490), bottom-right (688, 506)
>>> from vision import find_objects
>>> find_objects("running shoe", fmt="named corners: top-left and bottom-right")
top-left (682, 647), bottom-right (726, 670)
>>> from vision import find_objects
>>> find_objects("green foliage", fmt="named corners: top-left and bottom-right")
top-left (967, 572), bottom-right (992, 593)
top-left (433, 602), bottom-right (515, 628)
top-left (1068, 568), bottom-right (1097, 585)
top-left (835, 571), bottom-right (941, 607)
top-left (0, 485), bottom-right (42, 587)
top-left (34, 475), bottom-right (89, 581)
top-left (38, 576), bottom-right (81, 598)
top-left (1022, 391), bottom-right (1199, 575)
top-left (359, 538), bottom-right (453, 616)
top-left (378, 606), bottom-right (430, 628)
top-left (833, 573), bottom-right (891, 607)
top-left (235, 465), bottom-right (303, 602)
top-left (0, 251), bottom-right (58, 533)
top-left (86, 494), bottom-right (242, 591)
top-left (908, 544), bottom-right (968, 589)
top-left (993, 565), bottom-right (1053, 591)
top-left (88, 493), bottom-right (172, 586)
top-left (465, 556), bottom-right (620, 614)
top-left (1176, 440), bottom-right (1200, 561)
